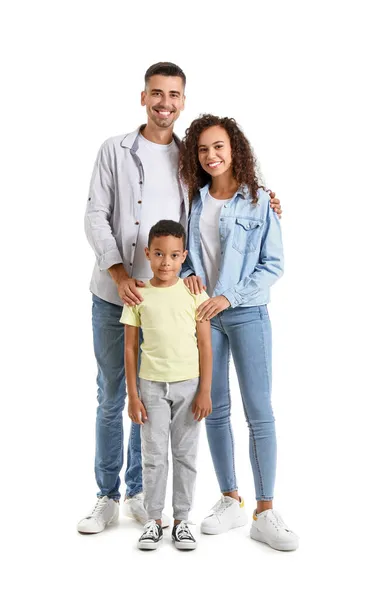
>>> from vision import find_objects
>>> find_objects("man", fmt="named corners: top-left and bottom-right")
top-left (77, 62), bottom-right (281, 534)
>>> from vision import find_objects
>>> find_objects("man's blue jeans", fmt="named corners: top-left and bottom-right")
top-left (206, 305), bottom-right (277, 501)
top-left (92, 294), bottom-right (142, 500)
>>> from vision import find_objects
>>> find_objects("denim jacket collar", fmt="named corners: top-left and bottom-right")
top-left (199, 182), bottom-right (250, 204)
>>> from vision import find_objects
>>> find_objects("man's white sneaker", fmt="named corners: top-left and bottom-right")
top-left (137, 520), bottom-right (163, 550)
top-left (201, 495), bottom-right (248, 534)
top-left (77, 496), bottom-right (119, 534)
top-left (250, 509), bottom-right (299, 551)
top-left (124, 492), bottom-right (170, 528)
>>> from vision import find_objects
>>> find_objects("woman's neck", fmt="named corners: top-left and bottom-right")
top-left (209, 173), bottom-right (239, 199)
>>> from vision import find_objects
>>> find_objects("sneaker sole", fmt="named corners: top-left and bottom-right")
top-left (201, 513), bottom-right (249, 535)
top-left (250, 527), bottom-right (299, 551)
top-left (138, 537), bottom-right (163, 551)
top-left (77, 511), bottom-right (119, 534)
top-left (173, 539), bottom-right (197, 550)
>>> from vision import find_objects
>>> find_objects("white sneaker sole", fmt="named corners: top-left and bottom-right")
top-left (250, 527), bottom-right (299, 551)
top-left (137, 537), bottom-right (163, 550)
top-left (201, 512), bottom-right (249, 535)
top-left (77, 510), bottom-right (119, 534)
top-left (173, 540), bottom-right (197, 550)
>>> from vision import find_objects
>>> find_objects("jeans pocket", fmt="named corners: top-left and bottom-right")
top-left (232, 217), bottom-right (263, 253)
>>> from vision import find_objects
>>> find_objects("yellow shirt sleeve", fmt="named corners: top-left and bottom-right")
top-left (194, 290), bottom-right (209, 308)
top-left (120, 304), bottom-right (141, 327)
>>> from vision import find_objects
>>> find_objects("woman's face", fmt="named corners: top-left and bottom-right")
top-left (198, 126), bottom-right (233, 177)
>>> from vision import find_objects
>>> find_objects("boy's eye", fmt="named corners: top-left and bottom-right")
top-left (172, 254), bottom-right (179, 259)
top-left (199, 148), bottom-right (207, 153)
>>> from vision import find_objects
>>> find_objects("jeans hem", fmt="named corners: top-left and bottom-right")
top-left (125, 487), bottom-right (143, 499)
top-left (256, 496), bottom-right (274, 501)
top-left (221, 487), bottom-right (238, 494)
top-left (98, 493), bottom-right (121, 501)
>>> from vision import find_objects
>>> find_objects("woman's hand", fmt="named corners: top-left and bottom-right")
top-left (183, 275), bottom-right (206, 294)
top-left (128, 396), bottom-right (148, 425)
top-left (197, 295), bottom-right (231, 321)
top-left (192, 390), bottom-right (212, 421)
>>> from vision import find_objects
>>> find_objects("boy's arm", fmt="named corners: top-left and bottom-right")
top-left (124, 325), bottom-right (147, 425)
top-left (193, 319), bottom-right (213, 421)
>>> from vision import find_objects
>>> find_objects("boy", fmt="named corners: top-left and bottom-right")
top-left (120, 220), bottom-right (212, 550)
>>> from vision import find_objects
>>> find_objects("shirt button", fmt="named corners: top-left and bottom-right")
top-left (138, 200), bottom-right (142, 204)
top-left (135, 221), bottom-right (139, 225)
top-left (130, 262), bottom-right (133, 266)
top-left (220, 218), bottom-right (224, 221)
top-left (132, 243), bottom-right (136, 247)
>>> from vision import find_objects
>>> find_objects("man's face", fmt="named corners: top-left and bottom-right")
top-left (141, 75), bottom-right (185, 129)
top-left (145, 235), bottom-right (187, 282)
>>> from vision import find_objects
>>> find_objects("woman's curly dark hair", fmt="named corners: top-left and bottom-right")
top-left (180, 114), bottom-right (262, 206)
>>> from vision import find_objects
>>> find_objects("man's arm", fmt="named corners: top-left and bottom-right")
top-left (124, 325), bottom-right (147, 425)
top-left (192, 319), bottom-right (212, 422)
top-left (85, 141), bottom-right (144, 305)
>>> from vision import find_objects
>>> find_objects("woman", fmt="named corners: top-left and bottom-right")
top-left (180, 114), bottom-right (298, 551)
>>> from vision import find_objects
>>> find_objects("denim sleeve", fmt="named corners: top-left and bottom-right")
top-left (84, 141), bottom-right (123, 271)
top-left (222, 202), bottom-right (284, 308)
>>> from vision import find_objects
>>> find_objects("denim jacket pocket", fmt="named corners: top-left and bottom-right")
top-left (232, 218), bottom-right (263, 253)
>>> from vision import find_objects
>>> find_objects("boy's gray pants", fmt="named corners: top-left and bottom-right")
top-left (139, 377), bottom-right (200, 521)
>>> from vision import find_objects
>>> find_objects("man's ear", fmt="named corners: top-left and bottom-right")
top-left (141, 91), bottom-right (146, 106)
top-left (145, 247), bottom-right (150, 260)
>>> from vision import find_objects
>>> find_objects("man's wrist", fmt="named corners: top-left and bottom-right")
top-left (108, 263), bottom-right (130, 285)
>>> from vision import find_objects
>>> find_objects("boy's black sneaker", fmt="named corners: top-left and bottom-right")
top-left (137, 520), bottom-right (163, 550)
top-left (172, 521), bottom-right (197, 550)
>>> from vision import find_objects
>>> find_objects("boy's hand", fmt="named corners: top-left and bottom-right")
top-left (192, 390), bottom-right (212, 422)
top-left (128, 396), bottom-right (148, 425)
top-left (184, 275), bottom-right (206, 295)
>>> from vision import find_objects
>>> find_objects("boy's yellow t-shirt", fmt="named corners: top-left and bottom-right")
top-left (120, 278), bottom-right (209, 383)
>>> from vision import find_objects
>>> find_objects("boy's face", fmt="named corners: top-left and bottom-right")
top-left (145, 235), bottom-right (187, 282)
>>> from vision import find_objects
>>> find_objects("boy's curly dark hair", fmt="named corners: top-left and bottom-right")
top-left (179, 114), bottom-right (262, 206)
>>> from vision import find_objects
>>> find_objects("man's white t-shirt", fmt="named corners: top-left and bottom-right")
top-left (199, 191), bottom-right (233, 295)
top-left (132, 134), bottom-right (183, 280)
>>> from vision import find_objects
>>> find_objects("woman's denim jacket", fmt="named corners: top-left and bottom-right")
top-left (182, 183), bottom-right (284, 308)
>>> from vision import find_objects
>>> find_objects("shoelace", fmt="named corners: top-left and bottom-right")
top-left (267, 510), bottom-right (290, 532)
top-left (210, 496), bottom-right (233, 516)
top-left (89, 497), bottom-right (109, 519)
top-left (142, 520), bottom-right (159, 539)
top-left (176, 521), bottom-right (194, 540)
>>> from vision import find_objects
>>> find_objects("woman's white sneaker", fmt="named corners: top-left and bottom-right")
top-left (137, 520), bottom-right (163, 550)
top-left (124, 492), bottom-right (170, 528)
top-left (77, 496), bottom-right (119, 534)
top-left (250, 509), bottom-right (299, 551)
top-left (201, 496), bottom-right (248, 534)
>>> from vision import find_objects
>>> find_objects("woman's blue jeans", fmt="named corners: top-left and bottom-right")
top-left (206, 305), bottom-right (276, 501)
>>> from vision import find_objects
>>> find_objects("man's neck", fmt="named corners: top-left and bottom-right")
top-left (141, 122), bottom-right (174, 145)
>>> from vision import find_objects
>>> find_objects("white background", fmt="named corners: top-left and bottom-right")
top-left (1, 1), bottom-right (370, 598)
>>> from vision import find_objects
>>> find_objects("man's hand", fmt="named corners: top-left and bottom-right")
top-left (268, 190), bottom-right (282, 218)
top-left (118, 277), bottom-right (145, 306)
top-left (128, 396), bottom-right (148, 425)
top-left (183, 275), bottom-right (206, 295)
top-left (192, 390), bottom-right (212, 422)
top-left (197, 295), bottom-right (231, 321)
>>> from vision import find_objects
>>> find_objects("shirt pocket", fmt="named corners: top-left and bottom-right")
top-left (232, 217), bottom-right (263, 254)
